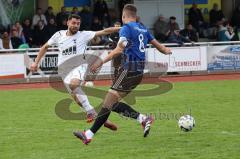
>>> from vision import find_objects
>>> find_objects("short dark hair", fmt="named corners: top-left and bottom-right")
top-left (123, 4), bottom-right (137, 17)
top-left (114, 21), bottom-right (121, 26)
top-left (170, 16), bottom-right (176, 20)
top-left (68, 14), bottom-right (81, 20)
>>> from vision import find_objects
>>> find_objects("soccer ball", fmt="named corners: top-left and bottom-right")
top-left (85, 81), bottom-right (94, 87)
top-left (178, 115), bottom-right (195, 132)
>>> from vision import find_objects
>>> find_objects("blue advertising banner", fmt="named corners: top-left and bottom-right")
top-left (64, 0), bottom-right (91, 7)
top-left (208, 46), bottom-right (240, 71)
top-left (184, 0), bottom-right (208, 4)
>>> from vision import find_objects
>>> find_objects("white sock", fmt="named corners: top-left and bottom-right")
top-left (85, 129), bottom-right (94, 139)
top-left (73, 87), bottom-right (94, 112)
top-left (137, 114), bottom-right (147, 124)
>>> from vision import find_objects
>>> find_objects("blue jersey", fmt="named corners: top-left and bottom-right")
top-left (119, 22), bottom-right (154, 72)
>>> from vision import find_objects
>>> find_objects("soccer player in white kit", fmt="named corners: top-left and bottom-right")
top-left (30, 14), bottom-right (120, 131)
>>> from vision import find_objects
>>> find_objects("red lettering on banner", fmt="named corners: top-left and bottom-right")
top-left (175, 61), bottom-right (201, 67)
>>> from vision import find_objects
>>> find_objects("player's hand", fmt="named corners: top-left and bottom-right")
top-left (90, 61), bottom-right (103, 74)
top-left (30, 62), bottom-right (38, 72)
top-left (163, 47), bottom-right (172, 55)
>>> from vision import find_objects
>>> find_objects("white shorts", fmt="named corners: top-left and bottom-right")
top-left (62, 64), bottom-right (88, 85)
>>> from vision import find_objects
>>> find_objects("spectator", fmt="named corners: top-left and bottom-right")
top-left (33, 20), bottom-right (48, 47)
top-left (108, 21), bottom-right (121, 48)
top-left (188, 3), bottom-right (204, 34)
top-left (180, 24), bottom-right (198, 42)
top-left (91, 16), bottom-right (103, 31)
top-left (153, 15), bottom-right (168, 42)
top-left (217, 21), bottom-right (235, 41)
top-left (71, 6), bottom-right (80, 16)
top-left (231, 5), bottom-right (240, 28)
top-left (22, 18), bottom-right (33, 47)
top-left (108, 21), bottom-right (122, 79)
top-left (10, 29), bottom-right (23, 49)
top-left (166, 30), bottom-right (191, 45)
top-left (32, 8), bottom-right (47, 28)
top-left (167, 16), bottom-right (180, 33)
top-left (45, 6), bottom-right (56, 23)
top-left (46, 18), bottom-right (58, 39)
top-left (93, 0), bottom-right (111, 27)
top-left (90, 17), bottom-right (105, 45)
top-left (80, 6), bottom-right (92, 30)
top-left (58, 18), bottom-right (68, 30)
top-left (209, 3), bottom-right (225, 27)
top-left (13, 21), bottom-right (26, 43)
top-left (1, 31), bottom-right (13, 49)
top-left (56, 6), bottom-right (69, 27)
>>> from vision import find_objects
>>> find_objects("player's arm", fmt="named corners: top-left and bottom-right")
top-left (90, 41), bottom-right (125, 73)
top-left (95, 27), bottom-right (121, 37)
top-left (30, 43), bottom-right (49, 72)
top-left (103, 42), bottom-right (125, 63)
top-left (30, 31), bottom-right (59, 72)
top-left (150, 39), bottom-right (172, 55)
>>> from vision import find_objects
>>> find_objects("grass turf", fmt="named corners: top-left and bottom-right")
top-left (0, 80), bottom-right (240, 159)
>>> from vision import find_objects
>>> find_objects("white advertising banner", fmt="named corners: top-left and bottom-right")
top-left (207, 45), bottom-right (240, 71)
top-left (146, 46), bottom-right (207, 72)
top-left (0, 54), bottom-right (25, 78)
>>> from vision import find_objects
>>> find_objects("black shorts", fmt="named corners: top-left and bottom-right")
top-left (111, 68), bottom-right (143, 92)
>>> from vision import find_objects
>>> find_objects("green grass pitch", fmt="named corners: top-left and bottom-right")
top-left (1, 80), bottom-right (240, 159)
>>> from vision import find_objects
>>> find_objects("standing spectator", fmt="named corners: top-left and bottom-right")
top-left (180, 24), bottom-right (198, 42)
top-left (46, 18), bottom-right (58, 39)
top-left (32, 8), bottom-right (47, 28)
top-left (22, 18), bottom-right (33, 47)
top-left (10, 29), bottom-right (23, 49)
top-left (153, 15), bottom-right (168, 42)
top-left (1, 31), bottom-right (13, 49)
top-left (93, 0), bottom-right (111, 27)
top-left (45, 6), bottom-right (56, 23)
top-left (231, 5), bottom-right (240, 28)
top-left (71, 6), bottom-right (80, 16)
top-left (80, 6), bottom-right (92, 30)
top-left (209, 3), bottom-right (225, 27)
top-left (33, 20), bottom-right (48, 47)
top-left (188, 3), bottom-right (204, 34)
top-left (56, 6), bottom-right (69, 27)
top-left (208, 3), bottom-right (224, 39)
top-left (217, 21), bottom-right (235, 41)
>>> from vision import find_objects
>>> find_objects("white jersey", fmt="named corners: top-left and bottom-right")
top-left (47, 30), bottom-right (96, 66)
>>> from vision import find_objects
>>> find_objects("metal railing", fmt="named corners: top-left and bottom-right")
top-left (1, 41), bottom-right (240, 53)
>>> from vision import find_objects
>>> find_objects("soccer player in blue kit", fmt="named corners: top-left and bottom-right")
top-left (73, 4), bottom-right (172, 145)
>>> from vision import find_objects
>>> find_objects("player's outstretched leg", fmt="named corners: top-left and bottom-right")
top-left (74, 90), bottom-right (121, 145)
top-left (66, 79), bottom-right (117, 131)
top-left (112, 102), bottom-right (154, 137)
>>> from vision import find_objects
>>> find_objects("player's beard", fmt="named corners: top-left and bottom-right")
top-left (69, 27), bottom-right (78, 35)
